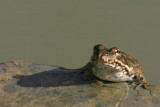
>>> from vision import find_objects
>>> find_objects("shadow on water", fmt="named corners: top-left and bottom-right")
top-left (14, 67), bottom-right (90, 87)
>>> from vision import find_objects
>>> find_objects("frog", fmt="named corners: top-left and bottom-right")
top-left (85, 44), bottom-right (149, 90)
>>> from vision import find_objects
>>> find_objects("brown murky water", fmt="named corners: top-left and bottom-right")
top-left (0, 0), bottom-right (160, 85)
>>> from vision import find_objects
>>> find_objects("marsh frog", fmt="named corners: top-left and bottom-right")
top-left (86, 44), bottom-right (149, 89)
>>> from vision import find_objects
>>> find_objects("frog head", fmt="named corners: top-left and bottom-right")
top-left (91, 45), bottom-right (133, 73)
top-left (90, 44), bottom-right (136, 82)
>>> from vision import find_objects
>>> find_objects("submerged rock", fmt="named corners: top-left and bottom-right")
top-left (0, 60), bottom-right (160, 107)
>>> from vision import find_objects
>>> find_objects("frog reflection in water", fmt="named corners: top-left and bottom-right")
top-left (86, 44), bottom-right (149, 90)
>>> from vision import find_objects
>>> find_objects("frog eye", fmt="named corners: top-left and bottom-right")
top-left (114, 49), bottom-right (120, 54)
top-left (116, 50), bottom-right (120, 54)
top-left (114, 49), bottom-right (121, 58)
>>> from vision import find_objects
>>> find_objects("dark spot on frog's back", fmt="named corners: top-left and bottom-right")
top-left (114, 76), bottom-right (118, 79)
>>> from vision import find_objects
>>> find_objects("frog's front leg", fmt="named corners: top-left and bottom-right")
top-left (135, 78), bottom-right (151, 95)
top-left (133, 73), bottom-right (152, 100)
top-left (135, 80), bottom-right (145, 90)
top-left (135, 73), bottom-right (150, 90)
top-left (129, 70), bottom-right (149, 90)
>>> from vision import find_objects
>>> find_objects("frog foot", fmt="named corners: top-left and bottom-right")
top-left (143, 83), bottom-right (152, 96)
top-left (130, 82), bottom-right (142, 100)
top-left (132, 82), bottom-right (152, 100)
top-left (135, 82), bottom-right (151, 92)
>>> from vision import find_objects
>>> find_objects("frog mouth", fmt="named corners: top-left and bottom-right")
top-left (102, 56), bottom-right (133, 73)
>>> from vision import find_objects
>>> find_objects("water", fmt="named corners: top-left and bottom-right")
top-left (0, 0), bottom-right (160, 85)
